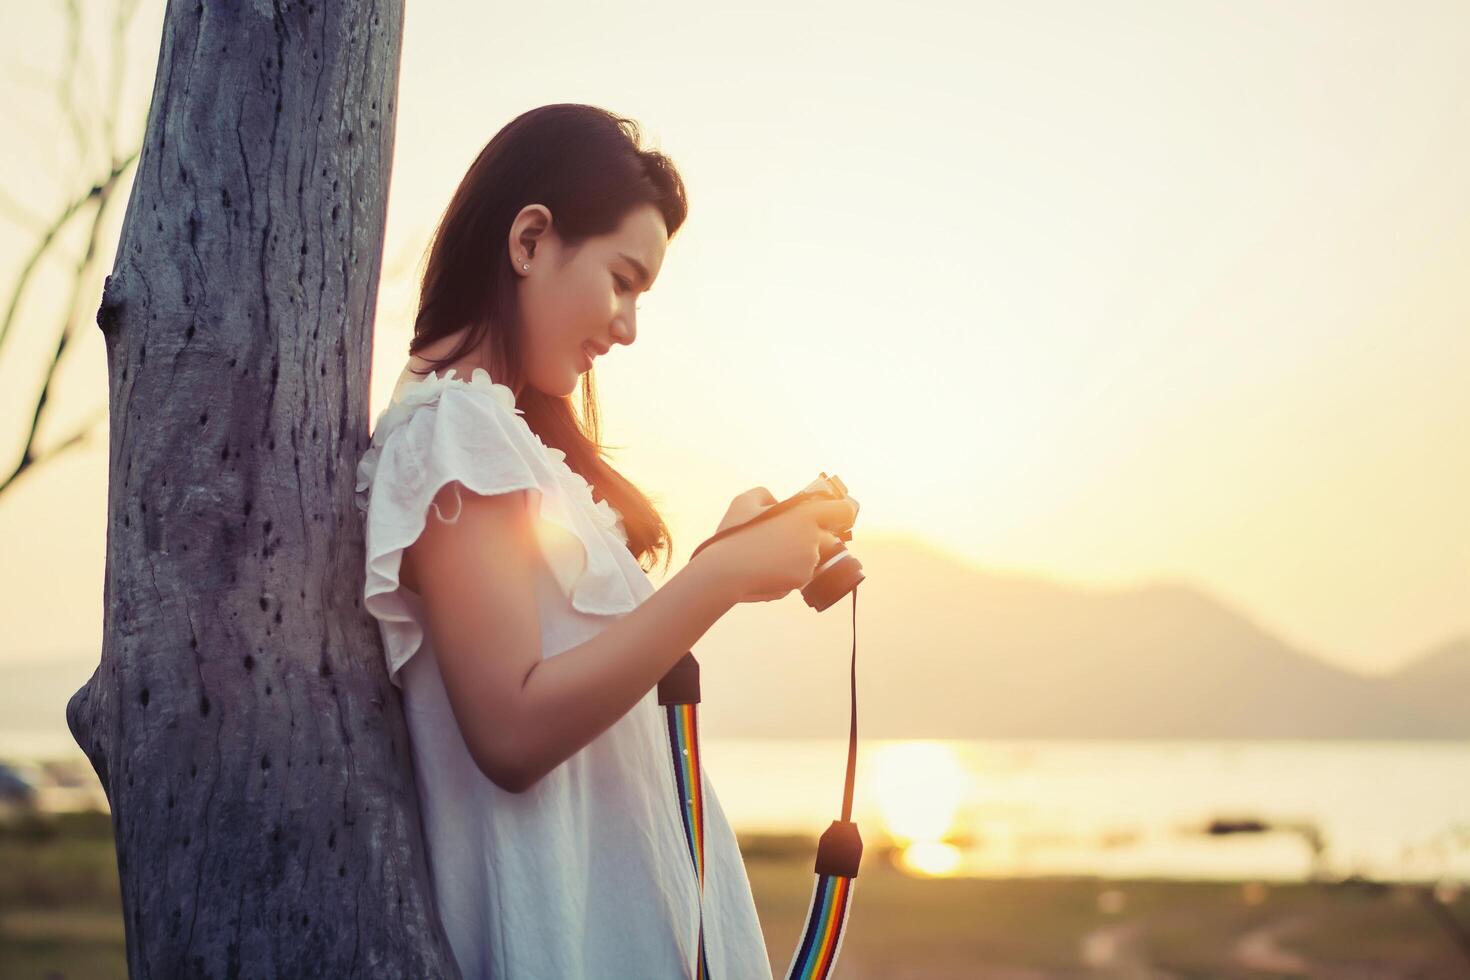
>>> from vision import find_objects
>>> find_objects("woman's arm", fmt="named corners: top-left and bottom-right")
top-left (406, 482), bottom-right (739, 794)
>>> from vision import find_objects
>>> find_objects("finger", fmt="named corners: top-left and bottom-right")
top-left (808, 497), bottom-right (859, 531)
top-left (748, 486), bottom-right (778, 505)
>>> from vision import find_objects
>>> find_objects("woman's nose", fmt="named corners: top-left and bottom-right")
top-left (612, 316), bottom-right (635, 346)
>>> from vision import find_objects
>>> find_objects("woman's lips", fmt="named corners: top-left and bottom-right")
top-left (579, 343), bottom-right (594, 371)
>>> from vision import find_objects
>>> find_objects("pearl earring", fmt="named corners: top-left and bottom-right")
top-left (522, 263), bottom-right (529, 271)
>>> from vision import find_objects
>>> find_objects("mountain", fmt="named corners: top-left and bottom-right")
top-left (1384, 637), bottom-right (1470, 730)
top-left (3, 536), bottom-right (1464, 748)
top-left (691, 534), bottom-right (1465, 739)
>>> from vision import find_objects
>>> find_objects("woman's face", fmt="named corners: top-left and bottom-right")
top-left (510, 202), bottom-right (668, 398)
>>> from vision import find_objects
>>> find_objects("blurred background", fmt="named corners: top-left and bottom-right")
top-left (1, 0), bottom-right (1466, 976)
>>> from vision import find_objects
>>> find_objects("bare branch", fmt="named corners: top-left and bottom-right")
top-left (0, 0), bottom-right (147, 504)
top-left (0, 404), bottom-right (106, 498)
top-left (0, 150), bottom-right (138, 358)
top-left (0, 152), bottom-right (128, 500)
top-left (61, 0), bottom-right (95, 182)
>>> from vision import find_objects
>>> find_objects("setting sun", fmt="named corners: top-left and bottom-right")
top-left (870, 741), bottom-right (969, 846)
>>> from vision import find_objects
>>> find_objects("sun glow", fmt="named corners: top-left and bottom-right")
top-left (870, 741), bottom-right (969, 874)
top-left (899, 841), bottom-right (965, 877)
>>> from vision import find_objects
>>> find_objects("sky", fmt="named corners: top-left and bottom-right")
top-left (0, 0), bottom-right (1466, 675)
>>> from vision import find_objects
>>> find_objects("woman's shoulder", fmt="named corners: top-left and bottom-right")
top-left (354, 363), bottom-right (533, 515)
top-left (354, 353), bottom-right (645, 685)
top-left (353, 354), bottom-right (624, 544)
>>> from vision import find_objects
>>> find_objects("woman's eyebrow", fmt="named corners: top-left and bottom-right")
top-left (617, 252), bottom-right (652, 291)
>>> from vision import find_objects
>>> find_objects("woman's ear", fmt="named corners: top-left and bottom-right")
top-left (508, 204), bottom-right (553, 274)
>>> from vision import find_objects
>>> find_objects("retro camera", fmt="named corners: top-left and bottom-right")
top-left (792, 472), bottom-right (864, 611)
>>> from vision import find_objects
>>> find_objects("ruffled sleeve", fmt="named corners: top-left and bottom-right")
top-left (354, 367), bottom-right (641, 687)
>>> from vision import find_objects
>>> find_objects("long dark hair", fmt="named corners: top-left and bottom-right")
top-left (408, 104), bottom-right (687, 573)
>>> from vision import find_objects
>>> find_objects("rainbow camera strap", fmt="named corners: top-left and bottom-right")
top-left (657, 589), bottom-right (862, 980)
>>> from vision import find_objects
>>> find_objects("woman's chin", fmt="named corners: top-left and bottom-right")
top-left (523, 369), bottom-right (580, 400)
top-left (565, 359), bottom-right (594, 391)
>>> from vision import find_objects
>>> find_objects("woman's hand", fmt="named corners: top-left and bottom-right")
top-left (714, 486), bottom-right (778, 535)
top-left (699, 495), bottom-right (859, 604)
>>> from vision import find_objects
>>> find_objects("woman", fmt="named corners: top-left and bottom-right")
top-left (354, 104), bottom-right (857, 979)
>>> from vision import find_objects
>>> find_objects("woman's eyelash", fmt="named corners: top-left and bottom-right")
top-left (614, 273), bottom-right (641, 307)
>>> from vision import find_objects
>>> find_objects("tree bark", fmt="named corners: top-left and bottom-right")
top-left (66, 2), bottom-right (462, 975)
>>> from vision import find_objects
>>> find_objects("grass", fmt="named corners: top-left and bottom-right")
top-left (748, 852), bottom-right (1470, 978)
top-left (0, 810), bottom-right (127, 979)
top-left (1, 814), bottom-right (1467, 978)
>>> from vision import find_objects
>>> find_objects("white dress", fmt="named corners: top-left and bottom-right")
top-left (354, 363), bottom-right (772, 980)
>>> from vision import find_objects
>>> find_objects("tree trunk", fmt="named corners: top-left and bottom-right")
top-left (66, 2), bottom-right (461, 975)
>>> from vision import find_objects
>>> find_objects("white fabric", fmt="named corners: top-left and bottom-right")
top-left (354, 363), bottom-right (772, 980)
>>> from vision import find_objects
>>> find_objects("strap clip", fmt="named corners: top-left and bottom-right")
top-left (814, 819), bottom-right (863, 878)
top-left (657, 651), bottom-right (701, 705)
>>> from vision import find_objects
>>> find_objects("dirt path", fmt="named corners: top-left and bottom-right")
top-left (1230, 915), bottom-right (1312, 974)
top-left (1078, 920), bottom-right (1178, 978)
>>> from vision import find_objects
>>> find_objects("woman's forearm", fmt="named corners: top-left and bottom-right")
top-left (507, 551), bottom-right (736, 791)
